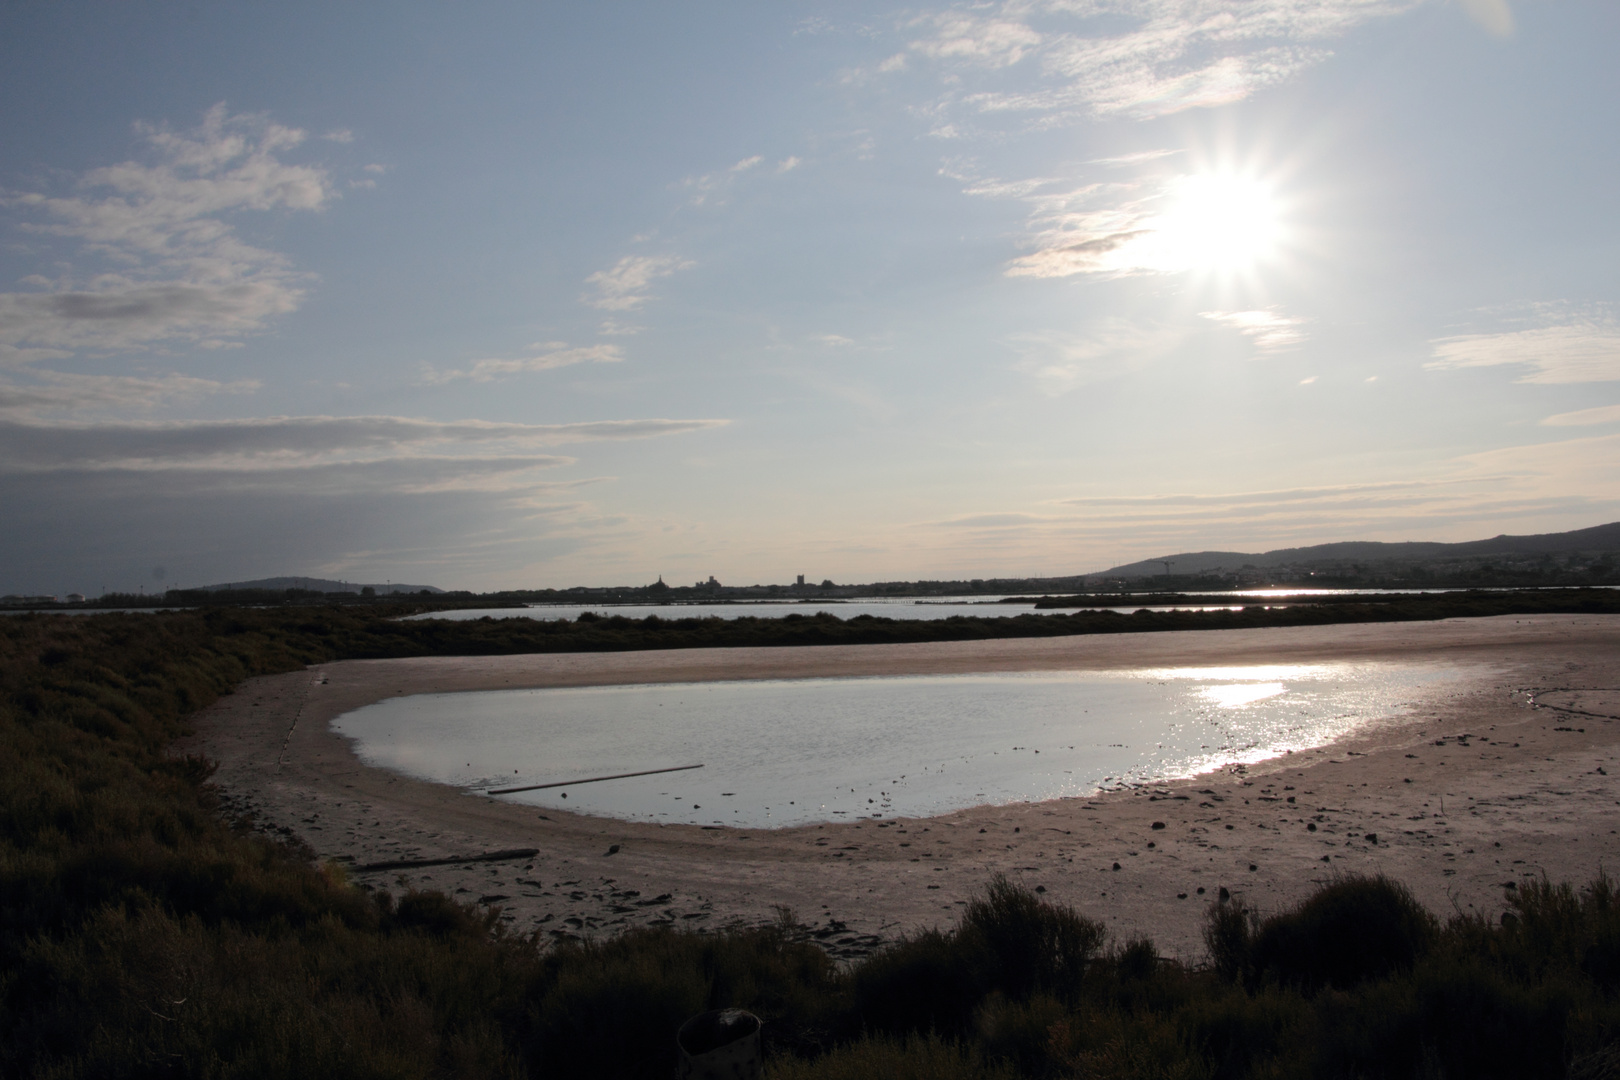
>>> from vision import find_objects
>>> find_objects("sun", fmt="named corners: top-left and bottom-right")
top-left (1147, 172), bottom-right (1283, 274)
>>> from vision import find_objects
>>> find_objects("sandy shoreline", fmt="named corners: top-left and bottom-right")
top-left (181, 614), bottom-right (1620, 960)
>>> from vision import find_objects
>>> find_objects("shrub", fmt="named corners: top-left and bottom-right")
top-left (767, 1032), bottom-right (1019, 1080)
top-left (958, 874), bottom-right (1106, 998)
top-left (1202, 897), bottom-right (1258, 984)
top-left (851, 927), bottom-right (985, 1035)
top-left (851, 877), bottom-right (1104, 1038)
top-left (528, 923), bottom-right (839, 1079)
top-left (1245, 875), bottom-right (1437, 992)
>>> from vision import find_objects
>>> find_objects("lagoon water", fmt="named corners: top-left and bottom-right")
top-left (405, 596), bottom-right (1248, 622)
top-left (333, 663), bottom-right (1464, 829)
top-left (401, 587), bottom-right (1531, 624)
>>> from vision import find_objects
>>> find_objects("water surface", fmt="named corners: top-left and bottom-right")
top-left (334, 663), bottom-right (1464, 828)
top-left (407, 596), bottom-right (1246, 622)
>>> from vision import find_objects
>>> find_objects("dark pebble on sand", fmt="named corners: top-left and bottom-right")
top-left (1113, 862), bottom-right (1121, 871)
top-left (1151, 821), bottom-right (1166, 830)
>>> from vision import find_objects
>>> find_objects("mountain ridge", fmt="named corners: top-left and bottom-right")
top-left (1097, 521), bottom-right (1620, 580)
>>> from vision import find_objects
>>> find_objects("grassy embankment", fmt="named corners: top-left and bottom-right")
top-left (4, 602), bottom-right (1620, 1078)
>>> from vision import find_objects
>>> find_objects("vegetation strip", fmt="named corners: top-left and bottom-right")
top-left (486, 763), bottom-right (704, 795)
top-left (6, 605), bottom-right (1620, 1077)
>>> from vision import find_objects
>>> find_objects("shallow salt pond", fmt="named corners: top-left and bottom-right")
top-left (333, 663), bottom-right (1467, 829)
top-left (401, 597), bottom-right (1246, 622)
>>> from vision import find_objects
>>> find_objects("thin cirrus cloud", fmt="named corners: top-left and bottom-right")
top-left (683, 152), bottom-right (800, 202)
top-left (909, 13), bottom-right (1042, 68)
top-left (683, 155), bottom-right (763, 206)
top-left (1011, 319), bottom-right (1182, 393)
top-left (0, 371), bottom-right (260, 415)
top-left (1201, 309), bottom-right (1308, 352)
top-left (1057, 480), bottom-right (1469, 518)
top-left (980, 158), bottom-right (1287, 281)
top-left (899, 0), bottom-right (1417, 128)
top-left (1542, 404), bottom-right (1620, 428)
top-left (582, 254), bottom-right (694, 311)
top-left (421, 343), bottom-right (624, 384)
top-left (1458, 0), bottom-right (1514, 38)
top-left (1426, 317), bottom-right (1620, 384)
top-left (0, 104), bottom-right (334, 363)
top-left (916, 474), bottom-right (1612, 562)
top-left (959, 163), bottom-right (1177, 280)
top-left (0, 415), bottom-right (729, 474)
top-left (938, 158), bottom-right (1155, 279)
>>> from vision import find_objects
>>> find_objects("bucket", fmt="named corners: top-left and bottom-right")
top-left (675, 1008), bottom-right (762, 1080)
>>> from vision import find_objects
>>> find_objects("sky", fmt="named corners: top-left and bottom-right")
top-left (2, 0), bottom-right (1618, 594)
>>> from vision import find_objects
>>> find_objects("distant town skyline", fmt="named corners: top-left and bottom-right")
top-left (2, 1), bottom-right (1617, 594)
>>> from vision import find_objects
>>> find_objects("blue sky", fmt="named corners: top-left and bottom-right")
top-left (2, 0), bottom-right (1617, 593)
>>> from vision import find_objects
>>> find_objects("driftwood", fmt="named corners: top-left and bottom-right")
top-left (349, 847), bottom-right (540, 873)
top-left (486, 762), bottom-right (703, 795)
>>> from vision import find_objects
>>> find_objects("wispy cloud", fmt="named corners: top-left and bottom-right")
top-left (911, 12), bottom-right (1042, 68)
top-left (683, 154), bottom-right (770, 206)
top-left (0, 370), bottom-right (259, 415)
top-left (1542, 404), bottom-right (1620, 427)
top-left (905, 472), bottom-right (1616, 572)
top-left (965, 158), bottom-right (1172, 280)
top-left (1427, 316), bottom-right (1620, 384)
top-left (1011, 319), bottom-right (1182, 393)
top-left (0, 414), bottom-right (729, 475)
top-left (422, 343), bottom-right (623, 384)
top-left (1202, 308), bottom-right (1308, 351)
top-left (583, 254), bottom-right (693, 311)
top-left (981, 159), bottom-right (1285, 281)
top-left (1458, 0), bottom-right (1514, 38)
top-left (0, 104), bottom-right (333, 359)
top-left (932, 511), bottom-right (1055, 528)
top-left (898, 1), bottom-right (1417, 129)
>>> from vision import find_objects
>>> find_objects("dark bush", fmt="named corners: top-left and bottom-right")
top-left (960, 874), bottom-right (1106, 999)
top-left (852, 927), bottom-right (986, 1035)
top-left (852, 877), bottom-right (1104, 1036)
top-left (391, 889), bottom-right (490, 938)
top-left (528, 922), bottom-right (839, 1078)
top-left (1247, 875), bottom-right (1438, 992)
top-left (1203, 896), bottom-right (1258, 983)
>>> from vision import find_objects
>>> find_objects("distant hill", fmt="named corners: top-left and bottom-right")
top-left (1097, 521), bottom-right (1620, 580)
top-left (192, 576), bottom-right (443, 595)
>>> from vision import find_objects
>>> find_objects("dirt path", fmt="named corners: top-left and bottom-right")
top-left (180, 613), bottom-right (1620, 960)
